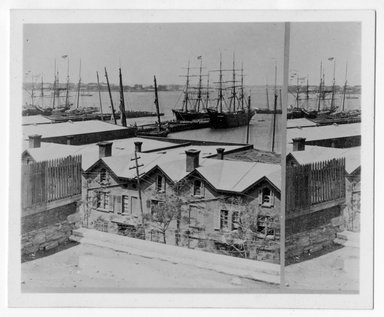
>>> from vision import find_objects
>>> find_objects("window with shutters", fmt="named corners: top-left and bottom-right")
top-left (151, 199), bottom-right (165, 215)
top-left (220, 210), bottom-right (229, 230)
top-left (257, 215), bottom-right (275, 237)
top-left (96, 192), bottom-right (110, 211)
top-left (156, 175), bottom-right (165, 193)
top-left (193, 179), bottom-right (204, 197)
top-left (189, 205), bottom-right (204, 229)
top-left (232, 211), bottom-right (240, 230)
top-left (122, 195), bottom-right (129, 214)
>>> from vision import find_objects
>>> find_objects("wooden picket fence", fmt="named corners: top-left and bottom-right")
top-left (286, 158), bottom-right (346, 214)
top-left (21, 155), bottom-right (82, 209)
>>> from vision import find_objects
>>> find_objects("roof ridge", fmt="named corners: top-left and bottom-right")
top-left (228, 161), bottom-right (259, 191)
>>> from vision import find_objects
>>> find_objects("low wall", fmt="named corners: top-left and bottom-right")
top-left (21, 202), bottom-right (81, 257)
top-left (71, 227), bottom-right (280, 285)
top-left (285, 205), bottom-right (343, 261)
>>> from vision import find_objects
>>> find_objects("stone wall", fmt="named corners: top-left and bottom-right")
top-left (21, 202), bottom-right (81, 257)
top-left (285, 205), bottom-right (343, 261)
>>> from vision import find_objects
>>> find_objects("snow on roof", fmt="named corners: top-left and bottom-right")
top-left (287, 118), bottom-right (317, 129)
top-left (287, 145), bottom-right (360, 174)
top-left (287, 123), bottom-right (361, 143)
top-left (197, 160), bottom-right (281, 192)
top-left (23, 143), bottom-right (80, 161)
top-left (22, 120), bottom-right (129, 140)
top-left (22, 115), bottom-right (52, 126)
top-left (91, 150), bottom-right (281, 193)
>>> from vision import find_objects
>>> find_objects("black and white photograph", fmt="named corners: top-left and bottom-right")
top-left (5, 6), bottom-right (377, 310)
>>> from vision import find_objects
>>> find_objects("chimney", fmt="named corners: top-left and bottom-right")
top-left (134, 141), bottom-right (143, 153)
top-left (66, 135), bottom-right (74, 145)
top-left (97, 141), bottom-right (113, 158)
top-left (28, 134), bottom-right (42, 148)
top-left (185, 149), bottom-right (200, 172)
top-left (216, 148), bottom-right (225, 160)
top-left (292, 137), bottom-right (306, 151)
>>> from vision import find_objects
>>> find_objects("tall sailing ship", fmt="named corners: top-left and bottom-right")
top-left (172, 57), bottom-right (210, 121)
top-left (207, 54), bottom-right (256, 129)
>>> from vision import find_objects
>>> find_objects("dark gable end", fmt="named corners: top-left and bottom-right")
top-left (83, 158), bottom-right (120, 183)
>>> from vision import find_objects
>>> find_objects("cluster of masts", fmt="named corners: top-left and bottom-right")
top-left (181, 54), bottom-right (249, 114)
top-left (288, 59), bottom-right (350, 112)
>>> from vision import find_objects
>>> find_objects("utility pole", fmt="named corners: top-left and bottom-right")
top-left (76, 59), bottom-right (81, 109)
top-left (129, 151), bottom-right (146, 240)
top-left (104, 67), bottom-right (117, 124)
top-left (96, 71), bottom-right (104, 120)
top-left (272, 66), bottom-right (278, 152)
top-left (342, 63), bottom-right (348, 112)
top-left (153, 76), bottom-right (162, 131)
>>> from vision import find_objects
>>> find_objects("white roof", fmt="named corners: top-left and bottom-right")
top-left (22, 115), bottom-right (52, 126)
top-left (23, 120), bottom-right (129, 140)
top-left (287, 145), bottom-right (360, 174)
top-left (287, 123), bottom-right (360, 143)
top-left (95, 151), bottom-right (281, 193)
top-left (197, 160), bottom-right (281, 192)
top-left (287, 118), bottom-right (317, 129)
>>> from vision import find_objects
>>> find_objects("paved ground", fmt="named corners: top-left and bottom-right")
top-left (21, 243), bottom-right (277, 292)
top-left (285, 244), bottom-right (359, 292)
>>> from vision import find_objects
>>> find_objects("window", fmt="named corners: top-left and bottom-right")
top-left (189, 205), bottom-right (204, 228)
top-left (94, 218), bottom-right (108, 232)
top-left (351, 192), bottom-right (361, 212)
top-left (220, 210), bottom-right (229, 230)
top-left (122, 195), bottom-right (129, 214)
top-left (151, 199), bottom-right (165, 215)
top-left (131, 196), bottom-right (139, 217)
top-left (156, 175), bottom-right (165, 192)
top-left (257, 215), bottom-right (275, 236)
top-left (193, 179), bottom-right (203, 196)
top-left (100, 168), bottom-right (107, 183)
top-left (232, 211), bottom-right (240, 230)
top-left (96, 192), bottom-right (110, 210)
top-left (261, 187), bottom-right (274, 207)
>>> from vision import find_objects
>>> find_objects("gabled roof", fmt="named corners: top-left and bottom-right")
top-left (195, 160), bottom-right (281, 192)
top-left (287, 145), bottom-right (360, 175)
top-left (85, 151), bottom-right (281, 194)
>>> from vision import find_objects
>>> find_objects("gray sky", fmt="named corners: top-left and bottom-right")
top-left (23, 22), bottom-right (361, 86)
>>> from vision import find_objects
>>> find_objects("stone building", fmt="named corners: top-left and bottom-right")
top-left (83, 142), bottom-right (282, 263)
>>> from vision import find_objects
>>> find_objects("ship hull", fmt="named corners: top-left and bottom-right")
top-left (207, 109), bottom-right (256, 129)
top-left (172, 109), bottom-right (209, 121)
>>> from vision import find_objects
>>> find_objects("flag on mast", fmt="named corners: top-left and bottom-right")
top-left (328, 57), bottom-right (334, 61)
top-left (62, 55), bottom-right (68, 58)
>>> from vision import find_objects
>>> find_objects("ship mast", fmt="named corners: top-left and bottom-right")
top-left (76, 60), bottom-right (81, 109)
top-left (154, 75), bottom-right (162, 131)
top-left (64, 56), bottom-right (70, 108)
top-left (104, 67), bottom-right (117, 124)
top-left (96, 71), bottom-right (104, 120)
top-left (41, 75), bottom-right (44, 108)
top-left (52, 59), bottom-right (56, 109)
top-left (295, 74), bottom-right (300, 108)
top-left (205, 72), bottom-right (210, 110)
top-left (195, 56), bottom-right (203, 112)
top-left (342, 63), bottom-right (348, 112)
top-left (119, 68), bottom-right (127, 127)
top-left (330, 59), bottom-right (336, 111)
top-left (231, 53), bottom-right (236, 113)
top-left (317, 61), bottom-right (322, 112)
top-left (306, 76), bottom-right (309, 109)
top-left (266, 78), bottom-right (270, 110)
top-left (240, 62), bottom-right (244, 110)
top-left (183, 60), bottom-right (191, 113)
top-left (217, 53), bottom-right (223, 113)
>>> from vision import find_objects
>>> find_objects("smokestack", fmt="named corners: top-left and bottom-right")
top-left (216, 148), bottom-right (225, 160)
top-left (66, 136), bottom-right (74, 145)
top-left (28, 134), bottom-right (42, 148)
top-left (134, 141), bottom-right (143, 153)
top-left (97, 141), bottom-right (113, 158)
top-left (185, 149), bottom-right (200, 172)
top-left (292, 137), bottom-right (306, 151)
